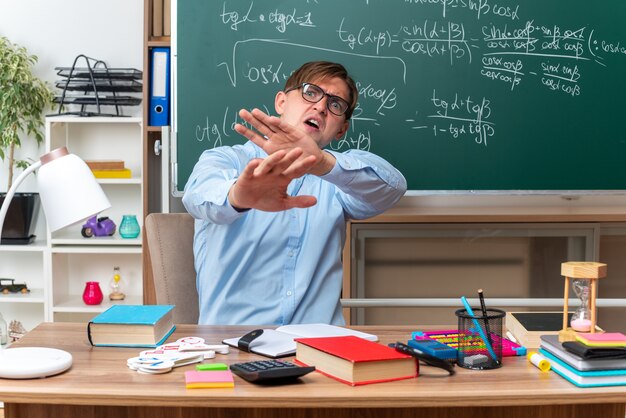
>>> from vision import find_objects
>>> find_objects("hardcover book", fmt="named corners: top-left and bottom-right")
top-left (87, 305), bottom-right (175, 347)
top-left (295, 335), bottom-right (417, 386)
top-left (539, 349), bottom-right (626, 388)
top-left (223, 324), bottom-right (378, 358)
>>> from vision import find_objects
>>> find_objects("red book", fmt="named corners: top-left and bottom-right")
top-left (295, 336), bottom-right (418, 386)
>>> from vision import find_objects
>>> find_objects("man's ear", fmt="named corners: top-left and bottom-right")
top-left (335, 120), bottom-right (349, 140)
top-left (275, 91), bottom-right (286, 115)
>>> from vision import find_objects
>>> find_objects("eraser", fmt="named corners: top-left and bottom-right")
top-left (464, 354), bottom-right (488, 366)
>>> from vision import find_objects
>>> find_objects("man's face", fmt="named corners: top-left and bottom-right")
top-left (274, 76), bottom-right (350, 149)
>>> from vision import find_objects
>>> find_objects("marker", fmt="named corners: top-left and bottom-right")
top-left (527, 351), bottom-right (551, 372)
top-left (460, 296), bottom-right (497, 361)
top-left (505, 331), bottom-right (518, 344)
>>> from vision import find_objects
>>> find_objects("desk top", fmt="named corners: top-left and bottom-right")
top-left (1, 323), bottom-right (625, 408)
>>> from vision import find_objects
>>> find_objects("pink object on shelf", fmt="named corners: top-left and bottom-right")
top-left (570, 318), bottom-right (592, 332)
top-left (83, 281), bottom-right (103, 305)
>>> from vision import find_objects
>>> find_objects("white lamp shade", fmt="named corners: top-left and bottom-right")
top-left (37, 153), bottom-right (111, 232)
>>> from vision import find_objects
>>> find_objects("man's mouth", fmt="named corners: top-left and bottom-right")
top-left (304, 119), bottom-right (320, 130)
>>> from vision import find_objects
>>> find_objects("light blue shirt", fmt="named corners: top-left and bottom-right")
top-left (182, 142), bottom-right (406, 325)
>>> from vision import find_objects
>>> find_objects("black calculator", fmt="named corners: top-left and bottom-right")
top-left (230, 360), bottom-right (315, 383)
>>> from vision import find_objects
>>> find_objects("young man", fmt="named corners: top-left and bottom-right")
top-left (182, 61), bottom-right (406, 325)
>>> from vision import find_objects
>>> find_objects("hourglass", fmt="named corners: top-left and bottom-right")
top-left (559, 262), bottom-right (606, 342)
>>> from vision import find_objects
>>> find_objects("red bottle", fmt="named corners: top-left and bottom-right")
top-left (83, 281), bottom-right (103, 305)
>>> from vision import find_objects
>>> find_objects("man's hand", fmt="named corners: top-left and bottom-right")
top-left (234, 108), bottom-right (335, 176)
top-left (228, 147), bottom-right (319, 212)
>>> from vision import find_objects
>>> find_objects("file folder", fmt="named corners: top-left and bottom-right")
top-left (149, 47), bottom-right (170, 126)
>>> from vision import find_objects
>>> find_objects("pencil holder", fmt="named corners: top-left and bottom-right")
top-left (455, 307), bottom-right (505, 370)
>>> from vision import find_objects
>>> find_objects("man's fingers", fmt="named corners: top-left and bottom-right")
top-left (252, 149), bottom-right (289, 176)
top-left (284, 195), bottom-right (317, 209)
top-left (234, 123), bottom-right (269, 150)
top-left (240, 158), bottom-right (262, 179)
top-left (282, 154), bottom-right (318, 178)
top-left (239, 109), bottom-right (276, 137)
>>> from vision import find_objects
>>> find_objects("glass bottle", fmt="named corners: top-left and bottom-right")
top-left (570, 279), bottom-right (592, 332)
top-left (0, 312), bottom-right (7, 345)
top-left (119, 215), bottom-right (140, 239)
top-left (82, 281), bottom-right (103, 305)
top-left (109, 266), bottom-right (126, 301)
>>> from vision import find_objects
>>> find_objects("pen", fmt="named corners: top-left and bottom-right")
top-left (460, 296), bottom-right (497, 361)
top-left (477, 289), bottom-right (493, 347)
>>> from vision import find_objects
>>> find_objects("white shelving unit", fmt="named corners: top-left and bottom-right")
top-left (44, 116), bottom-right (144, 322)
top-left (0, 239), bottom-right (47, 332)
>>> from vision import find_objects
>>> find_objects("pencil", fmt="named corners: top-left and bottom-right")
top-left (478, 289), bottom-right (494, 347)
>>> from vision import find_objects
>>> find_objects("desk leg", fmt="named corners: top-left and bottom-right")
top-left (5, 403), bottom-right (626, 417)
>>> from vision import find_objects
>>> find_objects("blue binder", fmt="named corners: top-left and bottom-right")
top-left (149, 47), bottom-right (170, 126)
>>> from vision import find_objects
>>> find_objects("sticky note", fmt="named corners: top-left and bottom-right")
top-left (185, 370), bottom-right (234, 389)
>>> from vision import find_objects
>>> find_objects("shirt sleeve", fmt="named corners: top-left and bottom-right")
top-left (181, 146), bottom-right (252, 224)
top-left (321, 149), bottom-right (407, 220)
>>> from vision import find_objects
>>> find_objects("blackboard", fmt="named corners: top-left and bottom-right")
top-left (175, 0), bottom-right (626, 192)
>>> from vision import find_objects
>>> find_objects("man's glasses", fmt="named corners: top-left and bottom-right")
top-left (284, 83), bottom-right (350, 117)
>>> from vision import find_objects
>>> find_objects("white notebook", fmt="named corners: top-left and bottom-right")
top-left (223, 324), bottom-right (378, 358)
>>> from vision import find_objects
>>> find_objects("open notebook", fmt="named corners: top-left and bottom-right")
top-left (223, 324), bottom-right (378, 358)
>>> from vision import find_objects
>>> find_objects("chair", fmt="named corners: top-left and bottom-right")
top-left (145, 213), bottom-right (199, 324)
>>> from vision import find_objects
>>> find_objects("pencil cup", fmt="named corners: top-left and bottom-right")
top-left (455, 307), bottom-right (505, 370)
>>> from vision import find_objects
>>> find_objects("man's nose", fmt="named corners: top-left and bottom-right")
top-left (313, 95), bottom-right (328, 114)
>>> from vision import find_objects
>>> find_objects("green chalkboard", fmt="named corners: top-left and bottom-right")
top-left (175, 0), bottom-right (626, 191)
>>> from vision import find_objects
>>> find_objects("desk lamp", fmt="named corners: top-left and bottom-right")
top-left (0, 146), bottom-right (110, 379)
top-left (559, 261), bottom-right (606, 343)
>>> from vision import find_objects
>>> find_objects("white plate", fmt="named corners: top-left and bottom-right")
top-left (0, 347), bottom-right (73, 379)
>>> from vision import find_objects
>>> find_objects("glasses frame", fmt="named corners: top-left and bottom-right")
top-left (284, 83), bottom-right (350, 117)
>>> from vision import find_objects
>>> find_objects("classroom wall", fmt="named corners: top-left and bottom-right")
top-left (0, 0), bottom-right (143, 193)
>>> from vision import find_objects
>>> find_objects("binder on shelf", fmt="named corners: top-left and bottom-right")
top-left (149, 47), bottom-right (170, 126)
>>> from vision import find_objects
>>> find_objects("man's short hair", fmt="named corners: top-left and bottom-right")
top-left (284, 61), bottom-right (358, 119)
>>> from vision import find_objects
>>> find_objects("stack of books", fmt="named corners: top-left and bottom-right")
top-left (539, 334), bottom-right (626, 387)
top-left (86, 160), bottom-right (132, 179)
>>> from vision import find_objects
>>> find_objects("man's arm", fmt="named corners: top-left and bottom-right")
top-left (182, 145), bottom-right (320, 223)
top-left (322, 149), bottom-right (407, 220)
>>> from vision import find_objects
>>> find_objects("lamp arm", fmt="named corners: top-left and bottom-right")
top-left (0, 160), bottom-right (42, 242)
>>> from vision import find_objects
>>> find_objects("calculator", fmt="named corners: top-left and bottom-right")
top-left (229, 360), bottom-right (315, 383)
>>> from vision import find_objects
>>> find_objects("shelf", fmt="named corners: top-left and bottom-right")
top-left (97, 177), bottom-right (142, 185)
top-left (50, 241), bottom-right (142, 251)
top-left (148, 37), bottom-right (170, 46)
top-left (47, 115), bottom-right (142, 124)
top-left (0, 241), bottom-right (47, 252)
top-left (52, 294), bottom-right (144, 313)
top-left (0, 289), bottom-right (45, 304)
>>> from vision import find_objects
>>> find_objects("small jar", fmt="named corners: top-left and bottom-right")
top-left (83, 281), bottom-right (103, 305)
top-left (119, 215), bottom-right (140, 239)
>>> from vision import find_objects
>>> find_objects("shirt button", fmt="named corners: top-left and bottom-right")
top-left (286, 291), bottom-right (292, 296)
top-left (288, 251), bottom-right (294, 257)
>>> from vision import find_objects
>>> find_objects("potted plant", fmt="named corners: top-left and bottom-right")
top-left (0, 36), bottom-right (54, 242)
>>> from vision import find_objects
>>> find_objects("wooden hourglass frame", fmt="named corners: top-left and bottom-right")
top-left (559, 261), bottom-right (606, 342)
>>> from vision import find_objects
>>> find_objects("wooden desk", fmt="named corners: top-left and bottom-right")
top-left (1, 323), bottom-right (625, 418)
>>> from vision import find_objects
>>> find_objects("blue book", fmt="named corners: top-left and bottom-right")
top-left (87, 305), bottom-right (176, 348)
top-left (539, 349), bottom-right (626, 388)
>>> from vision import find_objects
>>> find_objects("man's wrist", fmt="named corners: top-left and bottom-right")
top-left (228, 184), bottom-right (251, 212)
top-left (311, 150), bottom-right (336, 176)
